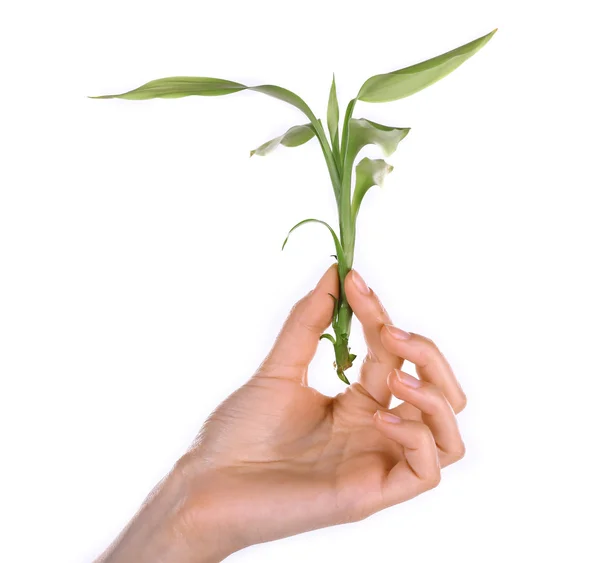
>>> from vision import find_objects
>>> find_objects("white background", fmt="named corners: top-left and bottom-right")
top-left (1, 0), bottom-right (599, 561)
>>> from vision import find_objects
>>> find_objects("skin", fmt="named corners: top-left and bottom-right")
top-left (96, 267), bottom-right (467, 563)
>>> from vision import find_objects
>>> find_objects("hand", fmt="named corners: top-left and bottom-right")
top-left (96, 266), bottom-right (467, 563)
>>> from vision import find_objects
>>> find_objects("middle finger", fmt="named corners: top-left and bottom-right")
top-left (388, 369), bottom-right (465, 467)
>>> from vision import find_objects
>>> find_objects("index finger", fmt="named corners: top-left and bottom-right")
top-left (380, 325), bottom-right (467, 413)
top-left (345, 270), bottom-right (403, 406)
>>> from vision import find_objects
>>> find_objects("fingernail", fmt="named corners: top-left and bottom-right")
top-left (375, 410), bottom-right (403, 424)
top-left (351, 270), bottom-right (370, 295)
top-left (395, 369), bottom-right (422, 388)
top-left (385, 324), bottom-right (411, 340)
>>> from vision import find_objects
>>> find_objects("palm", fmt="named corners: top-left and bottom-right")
top-left (195, 375), bottom-right (406, 540)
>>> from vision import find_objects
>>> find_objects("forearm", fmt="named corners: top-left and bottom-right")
top-left (95, 463), bottom-right (231, 563)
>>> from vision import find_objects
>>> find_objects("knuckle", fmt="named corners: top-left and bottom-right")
top-left (415, 333), bottom-right (438, 351)
top-left (418, 462), bottom-right (442, 490)
top-left (427, 385), bottom-right (448, 410)
top-left (415, 337), bottom-right (439, 366)
top-left (444, 440), bottom-right (466, 464)
top-left (428, 468), bottom-right (442, 489)
top-left (372, 294), bottom-right (389, 324)
top-left (454, 440), bottom-right (467, 461)
top-left (288, 292), bottom-right (322, 334)
top-left (413, 422), bottom-right (434, 445)
top-left (454, 391), bottom-right (468, 413)
top-left (289, 293), bottom-right (310, 317)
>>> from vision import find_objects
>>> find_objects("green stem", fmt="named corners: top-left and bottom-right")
top-left (329, 99), bottom-right (358, 383)
top-left (311, 118), bottom-right (341, 205)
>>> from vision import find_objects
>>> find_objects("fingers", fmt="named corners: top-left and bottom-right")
top-left (259, 265), bottom-right (338, 383)
top-left (373, 412), bottom-right (441, 506)
top-left (345, 270), bottom-right (402, 406)
top-left (380, 325), bottom-right (467, 413)
top-left (388, 370), bottom-right (465, 467)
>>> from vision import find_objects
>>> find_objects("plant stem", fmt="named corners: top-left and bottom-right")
top-left (329, 99), bottom-right (358, 383)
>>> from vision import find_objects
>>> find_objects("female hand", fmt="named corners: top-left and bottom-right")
top-left (97, 266), bottom-right (467, 563)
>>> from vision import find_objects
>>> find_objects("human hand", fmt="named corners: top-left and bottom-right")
top-left (96, 266), bottom-right (467, 563)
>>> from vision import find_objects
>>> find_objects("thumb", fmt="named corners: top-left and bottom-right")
top-left (259, 265), bottom-right (339, 382)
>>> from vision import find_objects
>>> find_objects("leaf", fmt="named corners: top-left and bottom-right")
top-left (89, 77), bottom-right (247, 99)
top-left (250, 84), bottom-right (316, 121)
top-left (357, 29), bottom-right (497, 103)
top-left (340, 98), bottom-right (357, 165)
top-left (281, 219), bottom-right (345, 268)
top-left (320, 333), bottom-right (337, 347)
top-left (250, 124), bottom-right (315, 157)
top-left (92, 77), bottom-right (318, 120)
top-left (327, 74), bottom-right (340, 147)
top-left (352, 158), bottom-right (394, 222)
top-left (326, 292), bottom-right (340, 328)
top-left (337, 370), bottom-right (350, 385)
top-left (346, 118), bottom-right (410, 167)
top-left (91, 76), bottom-right (341, 198)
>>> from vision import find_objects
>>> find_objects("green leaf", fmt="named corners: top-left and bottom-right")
top-left (340, 98), bottom-right (357, 165)
top-left (250, 84), bottom-right (316, 121)
top-left (90, 76), bottom-right (341, 197)
top-left (327, 74), bottom-right (340, 148)
top-left (346, 118), bottom-right (410, 167)
top-left (250, 123), bottom-right (315, 157)
top-left (89, 77), bottom-right (247, 99)
top-left (320, 333), bottom-right (337, 347)
top-left (352, 158), bottom-right (394, 222)
top-left (337, 370), bottom-right (350, 385)
top-left (357, 29), bottom-right (497, 103)
top-left (326, 292), bottom-right (340, 327)
top-left (281, 219), bottom-right (345, 268)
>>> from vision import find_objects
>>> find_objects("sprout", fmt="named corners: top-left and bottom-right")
top-left (91, 29), bottom-right (497, 384)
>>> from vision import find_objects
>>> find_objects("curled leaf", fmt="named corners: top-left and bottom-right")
top-left (346, 118), bottom-right (410, 167)
top-left (250, 124), bottom-right (316, 157)
top-left (357, 29), bottom-right (497, 103)
top-left (337, 370), bottom-right (350, 385)
top-left (352, 158), bottom-right (394, 222)
top-left (320, 333), bottom-right (337, 347)
top-left (281, 218), bottom-right (345, 270)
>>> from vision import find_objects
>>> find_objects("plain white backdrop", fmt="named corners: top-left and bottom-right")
top-left (1, 0), bottom-right (599, 561)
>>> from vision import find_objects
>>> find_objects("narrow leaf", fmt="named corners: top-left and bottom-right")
top-left (327, 74), bottom-right (340, 147)
top-left (91, 76), bottom-right (341, 198)
top-left (250, 124), bottom-right (315, 157)
top-left (326, 292), bottom-right (340, 329)
top-left (91, 78), bottom-right (318, 120)
top-left (340, 98), bottom-right (357, 165)
top-left (357, 29), bottom-right (497, 103)
top-left (352, 158), bottom-right (394, 222)
top-left (250, 84), bottom-right (316, 121)
top-left (346, 118), bottom-right (410, 167)
top-left (337, 372), bottom-right (350, 385)
top-left (89, 77), bottom-right (246, 99)
top-left (281, 219), bottom-right (344, 268)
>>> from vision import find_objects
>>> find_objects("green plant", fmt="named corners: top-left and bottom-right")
top-left (91, 29), bottom-right (496, 384)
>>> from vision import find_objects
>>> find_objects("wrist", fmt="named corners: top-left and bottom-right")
top-left (171, 454), bottom-right (239, 563)
top-left (96, 456), bottom-right (235, 563)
